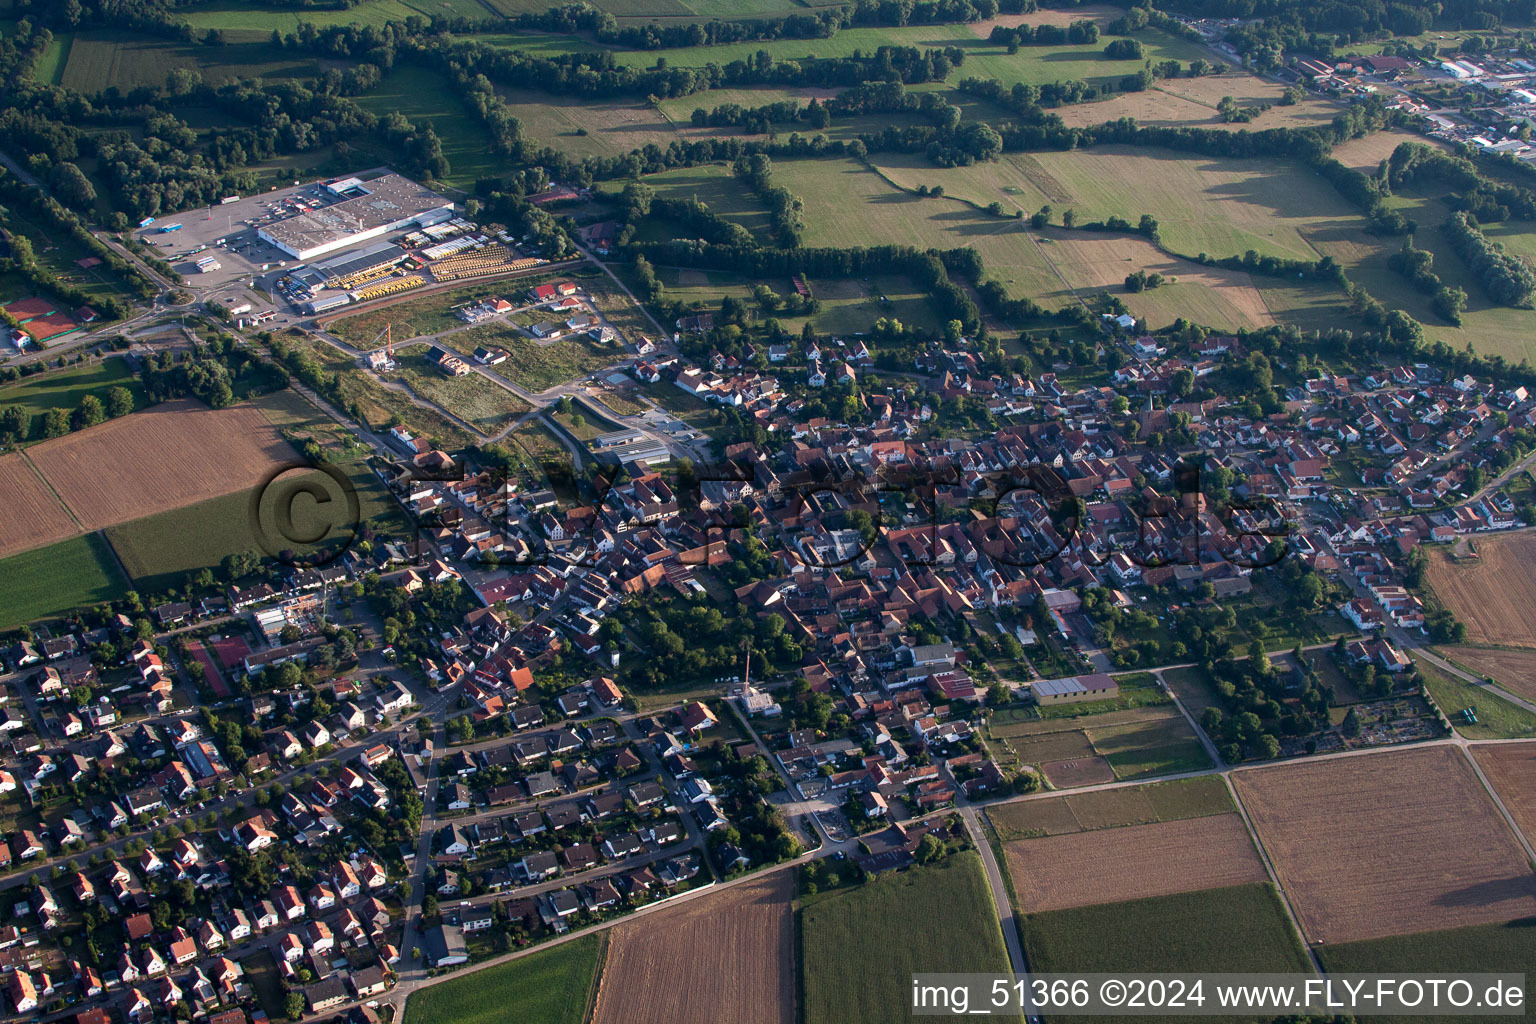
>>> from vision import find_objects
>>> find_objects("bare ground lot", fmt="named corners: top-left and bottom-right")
top-left (0, 454), bottom-right (78, 558)
top-left (590, 872), bottom-right (794, 1024)
top-left (1041, 756), bottom-right (1115, 787)
top-left (1232, 746), bottom-right (1536, 944)
top-left (1424, 535), bottom-right (1536, 649)
top-left (1005, 813), bottom-right (1266, 912)
top-left (25, 399), bottom-right (293, 531)
top-left (1436, 646), bottom-right (1536, 703)
top-left (1471, 742), bottom-right (1536, 849)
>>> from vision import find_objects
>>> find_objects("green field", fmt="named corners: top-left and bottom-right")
top-left (325, 281), bottom-right (556, 346)
top-left (1415, 658), bottom-right (1536, 740)
top-left (604, 162), bottom-right (775, 240)
top-left (31, 30), bottom-right (71, 85)
top-left (0, 358), bottom-right (148, 433)
top-left (800, 852), bottom-right (1019, 1024)
top-left (0, 533), bottom-right (128, 629)
top-left (104, 453), bottom-right (404, 596)
top-left (387, 347), bottom-right (532, 436)
top-left (1084, 715), bottom-right (1213, 779)
top-left (59, 31), bottom-right (333, 93)
top-left (182, 0), bottom-right (494, 41)
top-left (1, 203), bottom-right (141, 305)
top-left (403, 934), bottom-right (602, 1024)
top-left (355, 65), bottom-right (504, 187)
top-left (988, 775), bottom-right (1232, 841)
top-left (1023, 883), bottom-right (1311, 1012)
top-left (1320, 921), bottom-right (1536, 1024)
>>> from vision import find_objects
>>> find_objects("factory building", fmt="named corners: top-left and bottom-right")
top-left (258, 173), bottom-right (455, 261)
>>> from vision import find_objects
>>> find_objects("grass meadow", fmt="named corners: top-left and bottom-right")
top-left (0, 358), bottom-right (147, 428)
top-left (387, 347), bottom-right (532, 435)
top-left (60, 31), bottom-right (336, 93)
top-left (286, 337), bottom-right (478, 449)
top-left (800, 852), bottom-right (1019, 1024)
top-left (403, 934), bottom-right (603, 1024)
top-left (1414, 658), bottom-right (1536, 741)
top-left (355, 65), bottom-right (504, 186)
top-left (0, 533), bottom-right (128, 630)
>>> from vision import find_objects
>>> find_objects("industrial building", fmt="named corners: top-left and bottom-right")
top-left (258, 173), bottom-right (455, 261)
top-left (589, 427), bottom-right (671, 467)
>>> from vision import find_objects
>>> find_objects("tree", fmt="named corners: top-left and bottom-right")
top-left (914, 833), bottom-right (944, 864)
top-left (284, 991), bottom-right (306, 1021)
top-left (42, 407), bottom-right (70, 438)
top-left (49, 162), bottom-right (96, 211)
top-left (74, 394), bottom-right (105, 430)
top-left (1062, 208), bottom-right (1077, 229)
top-left (106, 386), bottom-right (134, 418)
top-left (1342, 707), bottom-right (1361, 738)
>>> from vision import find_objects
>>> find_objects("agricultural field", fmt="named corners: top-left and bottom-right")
top-left (0, 454), bottom-right (77, 559)
top-left (1232, 746), bottom-right (1536, 944)
top-left (355, 65), bottom-right (504, 187)
top-left (1319, 921), bottom-right (1536, 1024)
top-left (1330, 129), bottom-right (1448, 174)
top-left (104, 455), bottom-right (403, 594)
top-left (24, 398), bottom-right (294, 532)
top-left (0, 358), bottom-right (146, 427)
top-left (605, 162), bottom-right (775, 239)
top-left (1051, 72), bottom-right (1343, 132)
top-left (1022, 883), bottom-right (1311, 991)
top-left (767, 157), bottom-right (1322, 331)
top-left (592, 872), bottom-right (794, 1024)
top-left (987, 773), bottom-right (1233, 843)
top-left (987, 704), bottom-right (1208, 785)
top-left (403, 934), bottom-right (602, 1024)
top-left (1413, 657), bottom-right (1536, 740)
top-left (1423, 534), bottom-right (1536, 648)
top-left (0, 533), bottom-right (128, 631)
top-left (1005, 812), bottom-right (1266, 912)
top-left (1436, 646), bottom-right (1536, 703)
top-left (872, 145), bottom-right (1362, 263)
top-left (386, 348), bottom-right (532, 436)
top-left (182, 0), bottom-right (493, 42)
top-left (1470, 742), bottom-right (1536, 847)
top-left (800, 852), bottom-right (1016, 1024)
top-left (59, 31), bottom-right (332, 94)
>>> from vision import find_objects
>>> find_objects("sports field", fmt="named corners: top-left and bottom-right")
top-left (800, 852), bottom-right (1016, 1024)
top-left (0, 533), bottom-right (128, 630)
top-left (403, 934), bottom-right (601, 1024)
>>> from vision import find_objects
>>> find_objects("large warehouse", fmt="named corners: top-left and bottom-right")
top-left (257, 173), bottom-right (455, 260)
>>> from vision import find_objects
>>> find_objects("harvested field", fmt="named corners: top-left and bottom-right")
top-left (26, 399), bottom-right (292, 531)
top-left (1331, 130), bottom-right (1446, 174)
top-left (1437, 646), bottom-right (1536, 703)
top-left (965, 4), bottom-right (1122, 35)
top-left (1424, 535), bottom-right (1536, 648)
top-left (1056, 78), bottom-right (1341, 132)
top-left (0, 454), bottom-right (78, 558)
top-left (1041, 756), bottom-right (1114, 787)
top-left (1005, 813), bottom-right (1266, 911)
top-left (1232, 746), bottom-right (1536, 944)
top-left (591, 872), bottom-right (793, 1024)
top-left (1471, 742), bottom-right (1536, 848)
top-left (1015, 729), bottom-right (1097, 763)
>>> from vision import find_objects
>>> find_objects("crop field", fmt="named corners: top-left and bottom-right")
top-left (768, 158), bottom-right (1312, 330)
top-left (183, 0), bottom-right (492, 41)
top-left (1232, 746), bottom-right (1536, 944)
top-left (873, 146), bottom-right (1360, 263)
top-left (0, 533), bottom-right (128, 630)
top-left (1470, 742), bottom-right (1536, 848)
top-left (403, 934), bottom-right (601, 1024)
top-left (60, 31), bottom-right (334, 93)
top-left (105, 456), bottom-right (402, 594)
top-left (1414, 657), bottom-right (1536, 740)
top-left (608, 163), bottom-right (775, 239)
top-left (1330, 130), bottom-right (1449, 174)
top-left (1320, 919), bottom-right (1536, 1020)
top-left (988, 706), bottom-right (1208, 783)
top-left (608, 21), bottom-right (1212, 92)
top-left (355, 65), bottom-right (502, 186)
top-left (1436, 646), bottom-right (1536, 703)
top-left (1005, 812), bottom-right (1265, 912)
top-left (387, 348), bottom-right (532, 436)
top-left (986, 773), bottom-right (1234, 841)
top-left (1424, 535), bottom-right (1536, 648)
top-left (801, 852), bottom-right (1017, 1024)
top-left (1023, 883), bottom-right (1311, 994)
top-left (592, 873), bottom-right (793, 1024)
top-left (24, 398), bottom-right (294, 532)
top-left (0, 357), bottom-right (146, 426)
top-left (0, 455), bottom-right (78, 559)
